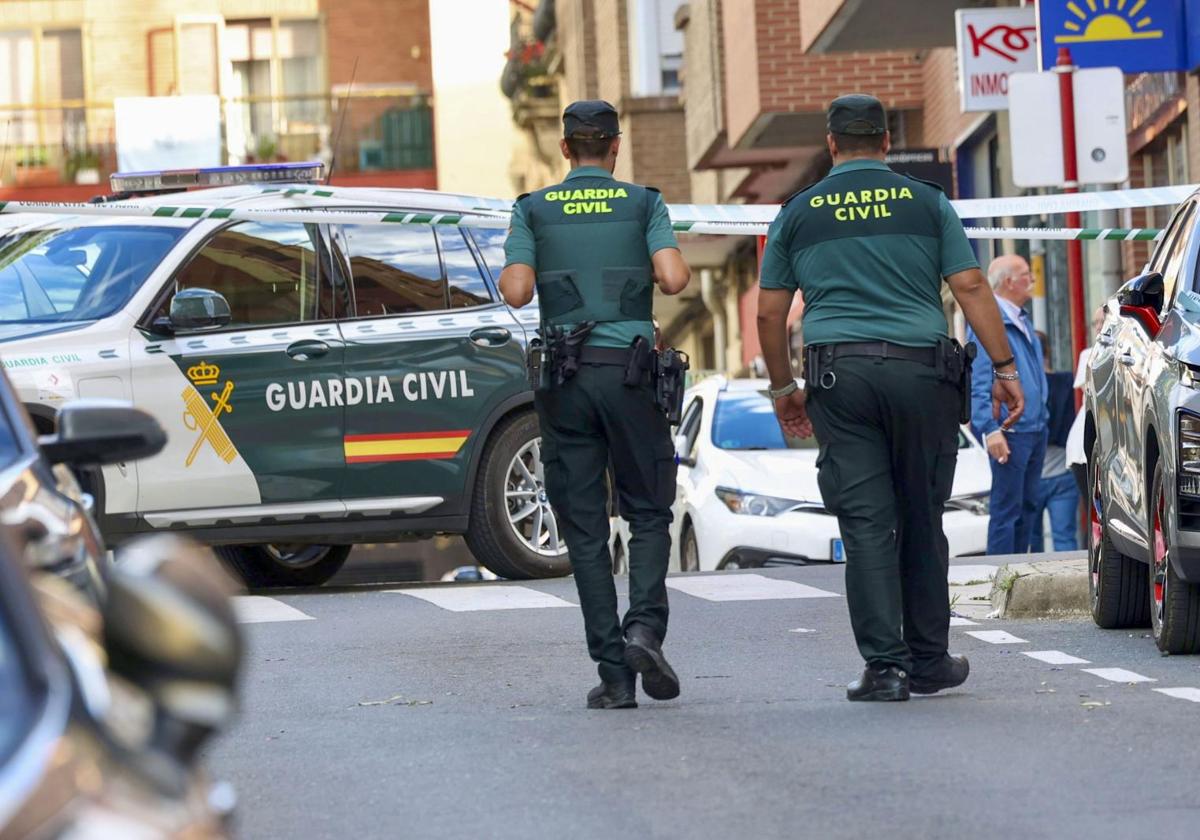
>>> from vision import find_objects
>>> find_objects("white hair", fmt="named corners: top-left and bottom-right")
top-left (988, 260), bottom-right (1018, 290)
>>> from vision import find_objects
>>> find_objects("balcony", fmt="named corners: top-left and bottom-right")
top-left (0, 89), bottom-right (435, 200)
top-left (721, 2), bottom-right (926, 154)
top-left (801, 0), bottom-right (991, 54)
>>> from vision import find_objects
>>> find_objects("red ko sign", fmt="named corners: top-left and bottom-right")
top-left (956, 7), bottom-right (1038, 112)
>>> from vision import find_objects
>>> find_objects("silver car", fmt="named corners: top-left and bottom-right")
top-left (1085, 191), bottom-right (1200, 653)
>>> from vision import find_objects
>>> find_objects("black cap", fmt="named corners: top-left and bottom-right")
top-left (563, 100), bottom-right (621, 138)
top-left (827, 94), bottom-right (887, 136)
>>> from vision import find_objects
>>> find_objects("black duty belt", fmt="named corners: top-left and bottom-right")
top-left (578, 346), bottom-right (634, 366)
top-left (819, 341), bottom-right (937, 367)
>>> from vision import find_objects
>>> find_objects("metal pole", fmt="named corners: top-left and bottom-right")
top-left (1054, 47), bottom-right (1088, 398)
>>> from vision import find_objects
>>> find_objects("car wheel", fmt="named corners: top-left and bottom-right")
top-left (612, 536), bottom-right (627, 575)
top-left (1149, 461), bottom-right (1200, 653)
top-left (215, 544), bottom-right (350, 589)
top-left (680, 522), bottom-right (700, 572)
top-left (464, 412), bottom-right (571, 580)
top-left (1088, 440), bottom-right (1150, 628)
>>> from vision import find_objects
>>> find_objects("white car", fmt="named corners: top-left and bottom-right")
top-left (613, 376), bottom-right (991, 572)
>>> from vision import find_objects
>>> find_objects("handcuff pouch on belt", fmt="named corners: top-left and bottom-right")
top-left (932, 336), bottom-right (976, 424)
top-left (654, 347), bottom-right (690, 425)
top-left (804, 345), bottom-right (838, 391)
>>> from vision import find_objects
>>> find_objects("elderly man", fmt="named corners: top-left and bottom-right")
top-left (968, 255), bottom-right (1049, 556)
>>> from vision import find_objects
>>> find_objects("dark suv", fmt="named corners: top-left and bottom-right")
top-left (1085, 191), bottom-right (1200, 653)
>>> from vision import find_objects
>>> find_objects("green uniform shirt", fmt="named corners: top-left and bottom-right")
top-left (504, 166), bottom-right (678, 348)
top-left (760, 159), bottom-right (978, 348)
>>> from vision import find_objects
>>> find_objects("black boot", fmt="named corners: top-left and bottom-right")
top-left (623, 624), bottom-right (680, 701)
top-left (910, 654), bottom-right (970, 695)
top-left (587, 675), bottom-right (637, 709)
top-left (846, 664), bottom-right (910, 702)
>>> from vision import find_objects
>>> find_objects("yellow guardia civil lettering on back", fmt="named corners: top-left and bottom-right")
top-left (810, 185), bottom-right (915, 222)
top-left (548, 185), bottom-right (629, 215)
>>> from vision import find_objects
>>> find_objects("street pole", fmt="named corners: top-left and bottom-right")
top-left (1054, 46), bottom-right (1087, 405)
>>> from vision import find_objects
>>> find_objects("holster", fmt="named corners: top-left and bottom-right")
top-left (549, 321), bottom-right (596, 387)
top-left (623, 335), bottom-right (653, 386)
top-left (654, 347), bottom-right (690, 425)
top-left (935, 337), bottom-right (976, 424)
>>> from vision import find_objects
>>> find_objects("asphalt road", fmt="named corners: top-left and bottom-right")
top-left (208, 557), bottom-right (1200, 840)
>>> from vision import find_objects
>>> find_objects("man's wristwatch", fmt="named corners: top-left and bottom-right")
top-left (767, 380), bottom-right (800, 399)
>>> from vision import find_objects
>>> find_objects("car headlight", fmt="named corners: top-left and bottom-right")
top-left (1180, 411), bottom-right (1200, 475)
top-left (1183, 365), bottom-right (1200, 389)
top-left (946, 492), bottom-right (989, 516)
top-left (714, 487), bottom-right (806, 517)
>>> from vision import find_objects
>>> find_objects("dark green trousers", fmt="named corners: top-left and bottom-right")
top-left (807, 355), bottom-right (960, 672)
top-left (534, 365), bottom-right (676, 683)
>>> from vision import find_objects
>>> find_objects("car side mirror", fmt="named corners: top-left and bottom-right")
top-left (1117, 271), bottom-right (1165, 336)
top-left (103, 536), bottom-right (242, 768)
top-left (169, 288), bottom-right (231, 332)
top-left (39, 400), bottom-right (167, 467)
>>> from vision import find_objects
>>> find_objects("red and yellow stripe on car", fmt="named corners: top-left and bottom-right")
top-left (343, 430), bottom-right (471, 463)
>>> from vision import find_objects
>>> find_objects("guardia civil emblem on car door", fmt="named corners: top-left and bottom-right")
top-left (182, 361), bottom-right (239, 467)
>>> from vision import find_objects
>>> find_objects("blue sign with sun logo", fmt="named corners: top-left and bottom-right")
top-left (1038, 0), bottom-right (1188, 72)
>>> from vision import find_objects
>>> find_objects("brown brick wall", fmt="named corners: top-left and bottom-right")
top-left (725, 0), bottom-right (924, 147)
top-left (920, 46), bottom-right (980, 149)
top-left (624, 97), bottom-right (691, 202)
top-left (321, 0), bottom-right (431, 89)
top-left (557, 0), bottom-right (599, 102)
top-left (593, 0), bottom-right (629, 106)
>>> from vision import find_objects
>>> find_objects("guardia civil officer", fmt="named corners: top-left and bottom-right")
top-left (756, 94), bottom-right (1026, 701)
top-left (498, 100), bottom-right (691, 709)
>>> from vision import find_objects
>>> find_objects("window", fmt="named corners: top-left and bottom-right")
top-left (470, 227), bottom-right (538, 305)
top-left (170, 222), bottom-right (329, 328)
top-left (677, 398), bottom-right (703, 459)
top-left (711, 390), bottom-right (818, 451)
top-left (0, 225), bottom-right (183, 324)
top-left (1153, 202), bottom-right (1196, 313)
top-left (0, 27), bottom-right (84, 153)
top-left (439, 228), bottom-right (492, 309)
top-left (343, 225), bottom-right (445, 316)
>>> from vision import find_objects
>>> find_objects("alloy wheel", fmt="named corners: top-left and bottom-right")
top-left (504, 438), bottom-right (567, 558)
top-left (1152, 483), bottom-right (1169, 632)
top-left (264, 544), bottom-right (330, 570)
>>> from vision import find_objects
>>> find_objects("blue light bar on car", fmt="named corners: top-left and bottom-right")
top-left (109, 161), bottom-right (326, 194)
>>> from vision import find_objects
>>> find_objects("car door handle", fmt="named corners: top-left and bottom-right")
top-left (1117, 353), bottom-right (1135, 366)
top-left (286, 339), bottom-right (329, 361)
top-left (469, 327), bottom-right (511, 347)
top-left (1097, 333), bottom-right (1115, 347)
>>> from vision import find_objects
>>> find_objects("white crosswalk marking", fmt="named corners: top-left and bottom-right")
top-left (1082, 668), bottom-right (1157, 684)
top-left (666, 574), bottom-right (840, 602)
top-left (965, 630), bottom-right (1028, 644)
top-left (946, 565), bottom-right (998, 585)
top-left (1153, 687), bottom-right (1200, 702)
top-left (234, 596), bottom-right (314, 624)
top-left (949, 616), bottom-right (978, 626)
top-left (386, 584), bottom-right (574, 612)
top-left (1023, 650), bottom-right (1090, 665)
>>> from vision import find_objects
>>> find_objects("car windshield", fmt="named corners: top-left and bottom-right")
top-left (712, 390), bottom-right (818, 450)
top-left (0, 225), bottom-right (184, 324)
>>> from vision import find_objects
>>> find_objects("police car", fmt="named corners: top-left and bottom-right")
top-left (0, 162), bottom-right (563, 587)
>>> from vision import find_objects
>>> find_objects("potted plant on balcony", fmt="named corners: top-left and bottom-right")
top-left (66, 149), bottom-right (102, 185)
top-left (14, 148), bottom-right (60, 188)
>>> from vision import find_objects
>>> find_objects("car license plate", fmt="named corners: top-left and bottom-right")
top-left (831, 538), bottom-right (846, 563)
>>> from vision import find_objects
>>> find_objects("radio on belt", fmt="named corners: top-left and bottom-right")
top-left (109, 161), bottom-right (325, 194)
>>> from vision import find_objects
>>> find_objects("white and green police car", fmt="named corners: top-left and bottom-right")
top-left (0, 163), bottom-right (564, 587)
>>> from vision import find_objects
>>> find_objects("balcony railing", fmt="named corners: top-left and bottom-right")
top-left (0, 88), bottom-right (433, 190)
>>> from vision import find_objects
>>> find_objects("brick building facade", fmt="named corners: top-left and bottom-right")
top-left (0, 0), bottom-right (437, 200)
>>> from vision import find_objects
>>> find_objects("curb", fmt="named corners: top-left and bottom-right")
top-left (989, 554), bottom-right (1089, 618)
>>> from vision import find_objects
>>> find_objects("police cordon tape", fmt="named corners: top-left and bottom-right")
top-left (0, 178), bottom-right (1190, 241)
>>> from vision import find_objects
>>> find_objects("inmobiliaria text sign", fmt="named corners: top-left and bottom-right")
top-left (955, 6), bottom-right (1038, 113)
